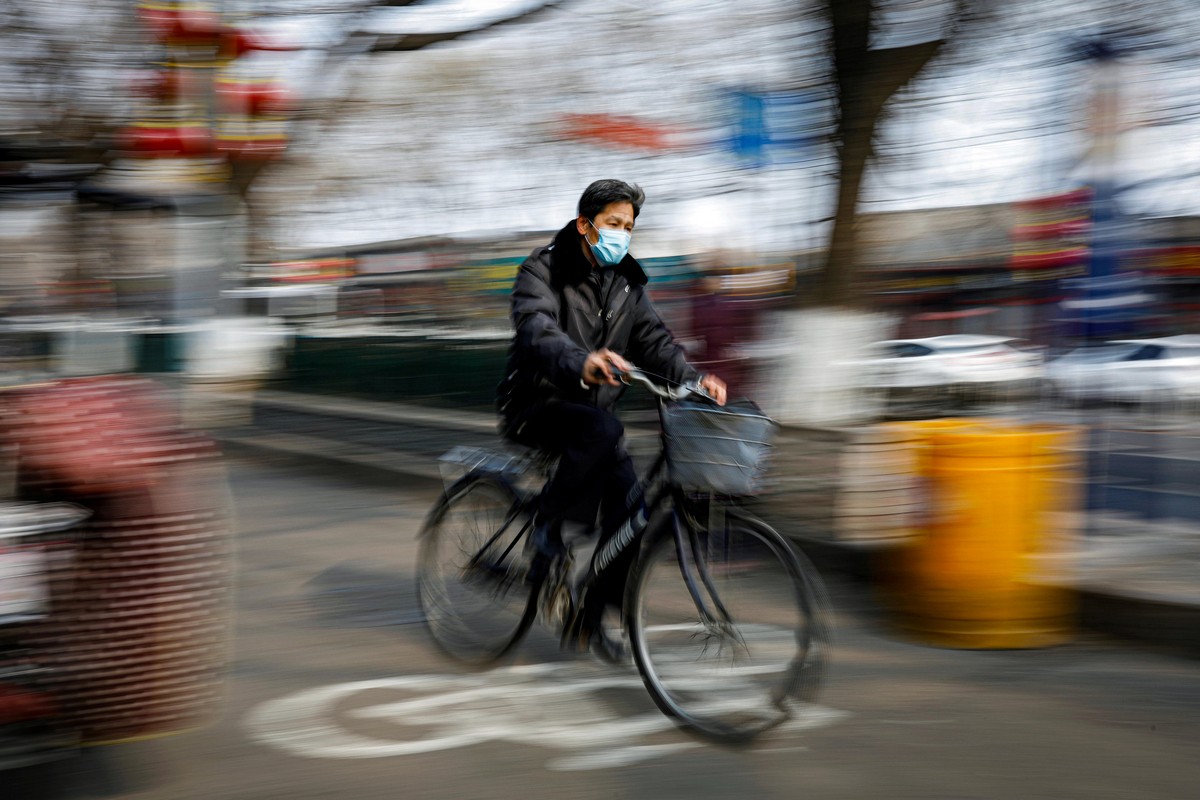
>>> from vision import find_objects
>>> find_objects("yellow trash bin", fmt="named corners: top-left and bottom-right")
top-left (880, 419), bottom-right (1078, 649)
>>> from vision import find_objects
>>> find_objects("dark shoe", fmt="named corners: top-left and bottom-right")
top-left (589, 624), bottom-right (630, 666)
top-left (579, 603), bottom-right (630, 666)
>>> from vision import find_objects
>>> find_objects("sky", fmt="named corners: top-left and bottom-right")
top-left (241, 0), bottom-right (1200, 255)
top-left (6, 0), bottom-right (1198, 255)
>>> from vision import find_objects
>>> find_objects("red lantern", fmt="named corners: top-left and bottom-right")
top-left (122, 124), bottom-right (213, 158)
top-left (220, 28), bottom-right (296, 59)
top-left (216, 77), bottom-right (292, 117)
top-left (138, 2), bottom-right (223, 45)
top-left (215, 74), bottom-right (291, 162)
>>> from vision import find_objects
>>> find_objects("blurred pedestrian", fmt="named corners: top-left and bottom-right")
top-left (690, 251), bottom-right (757, 396)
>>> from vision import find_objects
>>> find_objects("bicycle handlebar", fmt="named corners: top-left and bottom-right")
top-left (614, 367), bottom-right (712, 402)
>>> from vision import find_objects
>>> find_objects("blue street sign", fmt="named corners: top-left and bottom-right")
top-left (724, 89), bottom-right (829, 168)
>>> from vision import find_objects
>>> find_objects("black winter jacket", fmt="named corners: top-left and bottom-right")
top-left (498, 220), bottom-right (698, 436)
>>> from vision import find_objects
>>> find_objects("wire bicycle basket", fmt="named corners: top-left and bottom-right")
top-left (662, 399), bottom-right (778, 496)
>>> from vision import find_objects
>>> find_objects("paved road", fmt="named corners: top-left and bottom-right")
top-left (13, 453), bottom-right (1200, 800)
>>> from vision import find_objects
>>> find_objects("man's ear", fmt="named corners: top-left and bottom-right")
top-left (575, 215), bottom-right (591, 238)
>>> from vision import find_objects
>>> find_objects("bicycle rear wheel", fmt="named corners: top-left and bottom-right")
top-left (417, 472), bottom-right (537, 665)
top-left (628, 507), bottom-right (831, 742)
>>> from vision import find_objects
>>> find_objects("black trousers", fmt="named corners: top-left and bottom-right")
top-left (507, 401), bottom-right (643, 608)
top-left (509, 401), bottom-right (640, 532)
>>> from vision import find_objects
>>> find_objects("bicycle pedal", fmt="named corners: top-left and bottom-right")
top-left (560, 614), bottom-right (588, 653)
top-left (542, 585), bottom-right (573, 632)
top-left (558, 589), bottom-right (595, 653)
top-left (538, 556), bottom-right (576, 632)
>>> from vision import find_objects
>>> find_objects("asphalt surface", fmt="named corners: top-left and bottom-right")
top-left (9, 453), bottom-right (1200, 800)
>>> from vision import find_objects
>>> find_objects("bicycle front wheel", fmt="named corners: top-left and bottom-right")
top-left (417, 472), bottom-right (537, 665)
top-left (628, 508), bottom-right (831, 742)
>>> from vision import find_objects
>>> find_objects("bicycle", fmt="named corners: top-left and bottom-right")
top-left (416, 368), bottom-right (831, 742)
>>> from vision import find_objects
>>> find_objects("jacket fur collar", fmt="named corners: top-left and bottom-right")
top-left (548, 220), bottom-right (648, 288)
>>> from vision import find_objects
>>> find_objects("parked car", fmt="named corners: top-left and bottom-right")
top-left (1044, 335), bottom-right (1200, 405)
top-left (858, 334), bottom-right (1044, 399)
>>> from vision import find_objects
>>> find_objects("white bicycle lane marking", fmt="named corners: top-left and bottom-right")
top-left (242, 662), bottom-right (850, 771)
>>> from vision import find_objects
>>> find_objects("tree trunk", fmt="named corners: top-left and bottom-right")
top-left (815, 0), bottom-right (970, 308)
top-left (765, 0), bottom-right (976, 427)
top-left (818, 117), bottom-right (874, 307)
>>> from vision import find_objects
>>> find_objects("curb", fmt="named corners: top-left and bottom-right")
top-left (1078, 586), bottom-right (1200, 657)
top-left (215, 431), bottom-right (445, 488)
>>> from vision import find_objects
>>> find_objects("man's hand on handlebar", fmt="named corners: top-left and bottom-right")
top-left (699, 373), bottom-right (727, 406)
top-left (582, 348), bottom-right (633, 387)
top-left (590, 359), bottom-right (727, 405)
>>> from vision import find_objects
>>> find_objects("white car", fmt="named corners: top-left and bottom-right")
top-left (860, 334), bottom-right (1044, 393)
top-left (1045, 335), bottom-right (1200, 405)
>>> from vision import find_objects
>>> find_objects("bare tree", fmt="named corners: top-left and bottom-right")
top-left (231, 0), bottom-right (572, 261)
top-left (817, 0), bottom-right (980, 307)
top-left (0, 0), bottom-right (570, 263)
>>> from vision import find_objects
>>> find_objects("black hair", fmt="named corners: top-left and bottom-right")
top-left (577, 179), bottom-right (645, 221)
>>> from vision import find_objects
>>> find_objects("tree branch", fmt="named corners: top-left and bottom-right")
top-left (828, 0), bottom-right (976, 123)
top-left (366, 0), bottom-right (567, 52)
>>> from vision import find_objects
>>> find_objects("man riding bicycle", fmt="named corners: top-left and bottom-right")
top-left (497, 179), bottom-right (726, 661)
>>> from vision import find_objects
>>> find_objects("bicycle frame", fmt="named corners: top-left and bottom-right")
top-left (576, 396), bottom-right (738, 638)
top-left (458, 476), bottom-right (535, 580)
top-left (446, 386), bottom-right (739, 639)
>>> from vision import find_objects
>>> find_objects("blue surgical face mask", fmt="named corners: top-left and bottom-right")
top-left (587, 219), bottom-right (631, 267)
